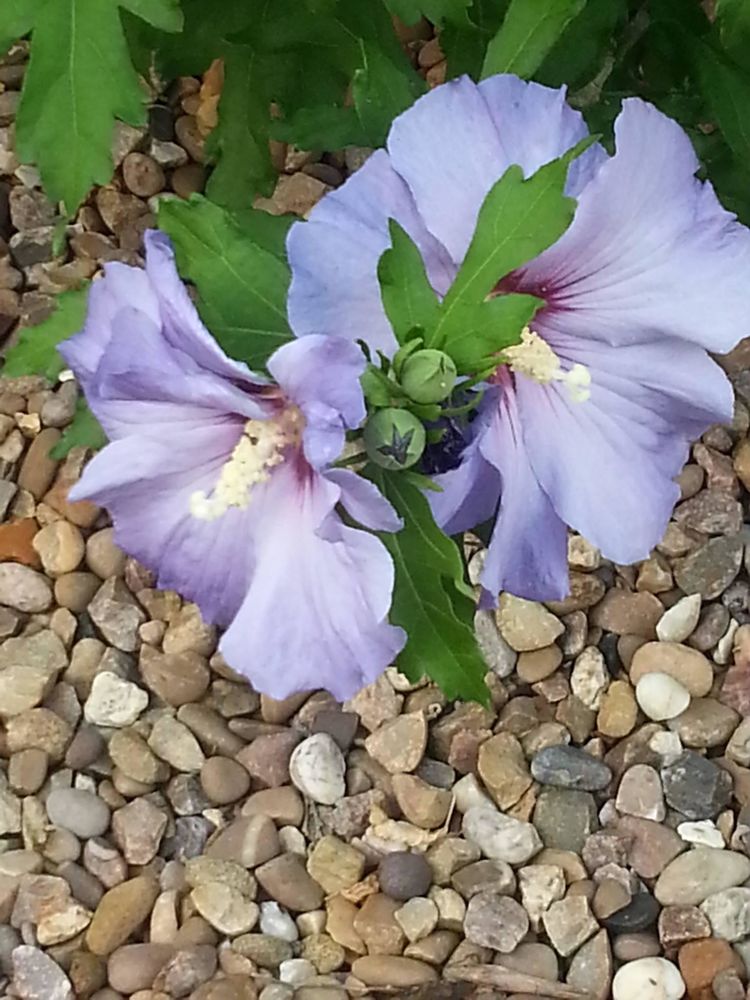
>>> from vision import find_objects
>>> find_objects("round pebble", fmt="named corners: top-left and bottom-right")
top-left (378, 851), bottom-right (433, 901)
top-left (613, 957), bottom-right (686, 1000)
top-left (636, 672), bottom-right (691, 721)
top-left (200, 756), bottom-right (251, 805)
top-left (46, 787), bottom-right (111, 838)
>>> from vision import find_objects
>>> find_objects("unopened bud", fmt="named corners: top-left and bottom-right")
top-left (364, 407), bottom-right (426, 470)
top-left (400, 349), bottom-right (457, 404)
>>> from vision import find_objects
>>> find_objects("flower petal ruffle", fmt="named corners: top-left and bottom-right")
top-left (220, 464), bottom-right (405, 700)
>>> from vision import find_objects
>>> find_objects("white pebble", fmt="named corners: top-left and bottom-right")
top-left (462, 806), bottom-right (542, 865)
top-left (613, 957), bottom-right (685, 1000)
top-left (259, 902), bottom-right (298, 942)
top-left (453, 774), bottom-right (495, 814)
top-left (714, 618), bottom-right (740, 665)
top-left (636, 672), bottom-right (690, 721)
top-left (289, 733), bottom-right (345, 805)
top-left (84, 671), bottom-right (148, 727)
top-left (278, 959), bottom-right (315, 986)
top-left (278, 825), bottom-right (306, 855)
top-left (656, 593), bottom-right (701, 643)
top-left (648, 730), bottom-right (684, 765)
top-left (677, 820), bottom-right (725, 849)
top-left (571, 646), bottom-right (609, 710)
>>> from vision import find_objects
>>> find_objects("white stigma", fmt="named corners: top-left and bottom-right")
top-left (503, 327), bottom-right (591, 403)
top-left (190, 406), bottom-right (303, 522)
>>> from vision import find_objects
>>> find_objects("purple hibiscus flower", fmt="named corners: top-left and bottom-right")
top-left (59, 230), bottom-right (405, 699)
top-left (287, 73), bottom-right (750, 602)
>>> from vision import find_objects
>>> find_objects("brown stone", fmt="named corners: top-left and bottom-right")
top-left (255, 853), bottom-right (324, 912)
top-left (477, 733), bottom-right (532, 810)
top-left (353, 893), bottom-right (406, 956)
top-left (17, 428), bottom-right (60, 499)
top-left (0, 518), bottom-right (40, 567)
top-left (590, 589), bottom-right (663, 637)
top-left (365, 712), bottom-right (428, 773)
top-left (139, 645), bottom-right (210, 706)
top-left (392, 773), bottom-right (452, 829)
top-left (678, 939), bottom-right (741, 996)
top-left (86, 876), bottom-right (159, 955)
top-left (630, 641), bottom-right (713, 697)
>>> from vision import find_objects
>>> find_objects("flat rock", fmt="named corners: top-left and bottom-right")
top-left (350, 955), bottom-right (437, 987)
top-left (673, 535), bottom-right (743, 600)
top-left (542, 895), bottom-right (599, 957)
top-left (12, 945), bottom-right (73, 1000)
top-left (364, 713), bottom-right (427, 773)
top-left (661, 751), bottom-right (732, 819)
top-left (567, 928), bottom-right (613, 1000)
top-left (477, 732), bottom-right (532, 809)
top-left (655, 849), bottom-right (750, 906)
top-left (668, 698), bottom-right (740, 749)
top-left (464, 891), bottom-right (529, 952)
top-left (0, 563), bottom-right (52, 612)
top-left (462, 806), bottom-right (542, 865)
top-left (630, 642), bottom-right (713, 697)
top-left (531, 744), bottom-right (612, 791)
top-left (207, 815), bottom-right (280, 868)
top-left (591, 590), bottom-right (663, 637)
top-left (86, 876), bottom-right (159, 955)
top-left (533, 788), bottom-right (598, 853)
top-left (307, 835), bottom-right (365, 893)
top-left (88, 577), bottom-right (146, 651)
top-left (255, 853), bottom-right (324, 912)
top-left (615, 764), bottom-right (665, 821)
top-left (497, 594), bottom-right (563, 651)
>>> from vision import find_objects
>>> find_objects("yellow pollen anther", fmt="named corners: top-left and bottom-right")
top-left (503, 327), bottom-right (591, 403)
top-left (190, 406), bottom-right (303, 522)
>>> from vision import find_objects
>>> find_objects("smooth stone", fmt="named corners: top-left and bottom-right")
top-left (591, 590), bottom-right (663, 637)
top-left (106, 943), bottom-right (175, 994)
top-left (597, 680), bottom-right (638, 738)
top-left (533, 788), bottom-right (598, 854)
top-left (350, 955), bottom-right (437, 987)
top-left (476, 732), bottom-right (532, 809)
top-left (612, 957), bottom-right (685, 1000)
top-left (289, 734), bottom-right (345, 804)
top-left (603, 892), bottom-right (660, 934)
top-left (206, 815), bottom-right (280, 868)
top-left (615, 764), bottom-right (666, 821)
top-left (255, 853), bottom-right (324, 912)
top-left (462, 806), bottom-right (542, 865)
top-left (378, 851), bottom-right (433, 901)
top-left (497, 594), bottom-right (564, 651)
top-left (657, 594), bottom-right (702, 643)
top-left (530, 745), bottom-right (612, 791)
top-left (46, 788), bottom-right (110, 838)
top-left (567, 929), bottom-right (613, 1000)
top-left (630, 642), bottom-right (713, 697)
top-left (668, 698), bottom-right (740, 749)
top-left (654, 849), bottom-right (750, 906)
top-left (0, 563), bottom-right (52, 612)
top-left (636, 673), bottom-right (691, 721)
top-left (86, 876), bottom-right (159, 955)
top-left (191, 882), bottom-right (259, 935)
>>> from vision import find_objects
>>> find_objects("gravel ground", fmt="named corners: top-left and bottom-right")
top-left (2, 34), bottom-right (750, 1000)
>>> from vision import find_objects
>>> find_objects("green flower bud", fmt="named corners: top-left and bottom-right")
top-left (400, 349), bottom-right (457, 404)
top-left (364, 407), bottom-right (426, 470)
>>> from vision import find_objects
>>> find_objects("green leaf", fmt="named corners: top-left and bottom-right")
top-left (482, 0), bottom-right (588, 79)
top-left (693, 38), bottom-right (750, 167)
top-left (3, 288), bottom-right (88, 380)
top-left (271, 105), bottom-right (367, 150)
top-left (444, 293), bottom-right (541, 371)
top-left (432, 141), bottom-right (590, 353)
top-left (442, 0), bottom-right (510, 79)
top-left (536, 0), bottom-right (626, 91)
top-left (118, 0), bottom-right (182, 31)
top-left (716, 0), bottom-right (750, 72)
top-left (385, 0), bottom-right (472, 27)
top-left (158, 196), bottom-right (292, 370)
top-left (50, 399), bottom-right (107, 459)
top-left (0, 0), bottom-right (40, 55)
top-left (370, 468), bottom-right (489, 703)
top-left (351, 40), bottom-right (426, 145)
top-left (15, 0), bottom-right (180, 213)
top-left (378, 220), bottom-right (441, 346)
top-left (205, 44), bottom-right (276, 209)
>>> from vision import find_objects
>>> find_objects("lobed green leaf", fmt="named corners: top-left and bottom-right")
top-left (482, 0), bottom-right (588, 79)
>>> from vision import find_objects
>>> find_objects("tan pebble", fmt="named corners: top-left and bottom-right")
top-left (516, 645), bottom-right (562, 683)
top-left (32, 520), bottom-right (84, 576)
top-left (54, 571), bottom-right (100, 612)
top-left (350, 955), bottom-right (438, 987)
top-left (200, 756), bottom-right (251, 805)
top-left (122, 152), bottom-right (165, 197)
top-left (591, 590), bottom-right (663, 637)
top-left (139, 644), bottom-right (210, 706)
top-left (85, 527), bottom-right (126, 578)
top-left (107, 942), bottom-right (175, 994)
top-left (86, 876), bottom-right (159, 955)
top-left (497, 594), bottom-right (564, 651)
top-left (364, 712), bottom-right (428, 773)
top-left (17, 427), bottom-right (60, 499)
top-left (191, 882), bottom-right (259, 935)
top-left (206, 815), bottom-right (280, 868)
top-left (241, 787), bottom-right (304, 826)
top-left (597, 680), bottom-right (638, 738)
top-left (307, 836), bottom-right (365, 894)
top-left (477, 732), bottom-right (532, 811)
top-left (630, 641), bottom-right (713, 697)
top-left (326, 894), bottom-right (366, 954)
